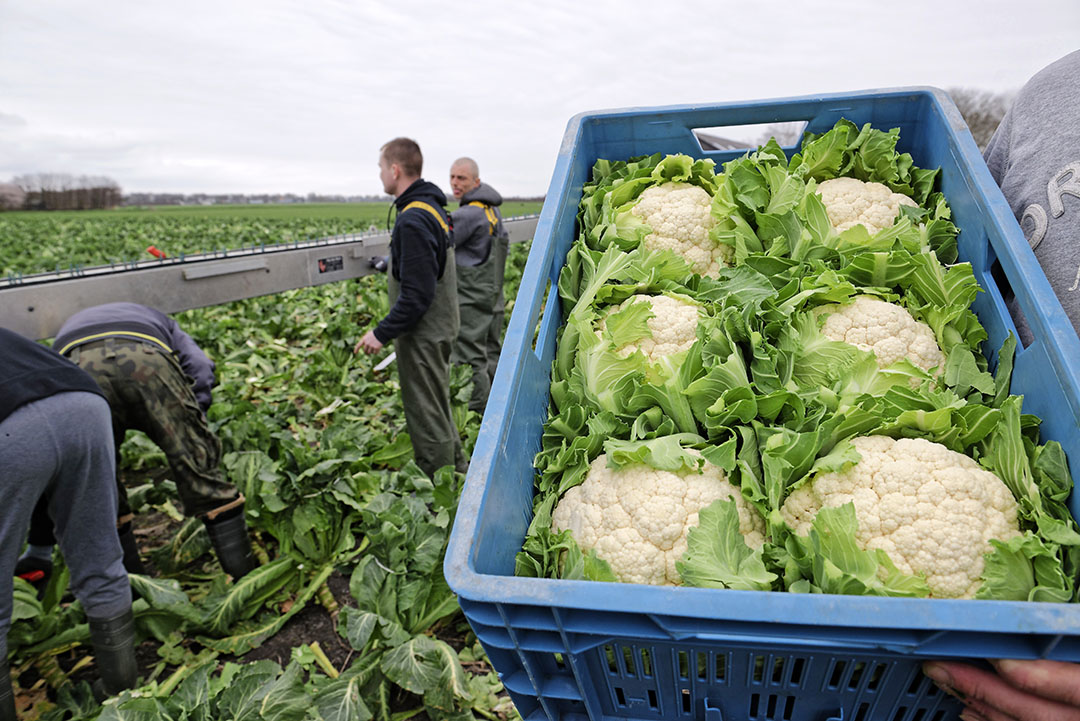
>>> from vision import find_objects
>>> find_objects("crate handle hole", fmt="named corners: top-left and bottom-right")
top-left (692, 121), bottom-right (807, 152)
top-left (990, 258), bottom-right (1034, 349)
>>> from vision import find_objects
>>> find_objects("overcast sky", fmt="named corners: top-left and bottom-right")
top-left (1, 1), bottom-right (1077, 198)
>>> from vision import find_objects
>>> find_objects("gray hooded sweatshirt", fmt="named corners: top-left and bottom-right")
top-left (450, 183), bottom-right (506, 267)
top-left (983, 49), bottom-right (1080, 342)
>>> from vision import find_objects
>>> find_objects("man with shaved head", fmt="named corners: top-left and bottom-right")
top-left (448, 157), bottom-right (510, 414)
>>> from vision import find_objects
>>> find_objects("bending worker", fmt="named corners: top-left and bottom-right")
top-left (448, 157), bottom-right (511, 414)
top-left (355, 137), bottom-right (465, 476)
top-left (15, 302), bottom-right (256, 583)
top-left (1, 327), bottom-right (136, 719)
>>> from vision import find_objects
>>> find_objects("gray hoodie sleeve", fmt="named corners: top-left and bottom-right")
top-left (165, 320), bottom-right (216, 411)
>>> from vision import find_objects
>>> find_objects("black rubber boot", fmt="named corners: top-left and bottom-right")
top-left (117, 523), bottom-right (145, 575)
top-left (87, 608), bottom-right (137, 696)
top-left (0, 658), bottom-right (15, 721)
top-left (204, 506), bottom-right (256, 579)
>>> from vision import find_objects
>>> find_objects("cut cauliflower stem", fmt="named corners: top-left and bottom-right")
top-left (781, 436), bottom-right (1021, 599)
top-left (816, 177), bottom-right (918, 235)
top-left (604, 294), bottom-right (700, 361)
top-left (552, 452), bottom-right (765, 586)
top-left (817, 296), bottom-right (945, 375)
top-left (630, 182), bottom-right (732, 277)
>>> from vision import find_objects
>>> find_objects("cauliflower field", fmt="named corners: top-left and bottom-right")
top-left (1, 203), bottom-right (538, 721)
top-left (517, 119), bottom-right (1080, 603)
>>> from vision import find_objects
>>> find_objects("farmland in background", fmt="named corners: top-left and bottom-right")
top-left (4, 201), bottom-right (540, 720)
top-left (0, 201), bottom-right (542, 276)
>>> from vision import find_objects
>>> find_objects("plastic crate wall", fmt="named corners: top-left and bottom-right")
top-left (463, 599), bottom-right (962, 721)
top-left (447, 88), bottom-right (1080, 721)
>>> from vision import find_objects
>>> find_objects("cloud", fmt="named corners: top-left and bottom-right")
top-left (0, 1), bottom-right (1077, 196)
top-left (0, 112), bottom-right (27, 129)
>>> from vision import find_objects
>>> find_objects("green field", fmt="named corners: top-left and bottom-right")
top-left (0, 201), bottom-right (543, 276)
top-left (3, 203), bottom-right (538, 720)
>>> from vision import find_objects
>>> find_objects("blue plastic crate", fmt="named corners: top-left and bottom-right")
top-left (445, 88), bottom-right (1080, 721)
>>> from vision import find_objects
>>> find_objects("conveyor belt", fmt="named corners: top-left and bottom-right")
top-left (1, 215), bottom-right (539, 340)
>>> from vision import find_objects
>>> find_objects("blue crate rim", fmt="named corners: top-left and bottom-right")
top-left (448, 87), bottom-right (1080, 640)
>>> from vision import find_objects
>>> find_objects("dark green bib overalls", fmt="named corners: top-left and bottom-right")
top-left (453, 201), bottom-right (508, 414)
top-left (389, 203), bottom-right (464, 476)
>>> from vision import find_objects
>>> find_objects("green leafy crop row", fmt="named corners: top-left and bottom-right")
top-left (6, 205), bottom-right (536, 720)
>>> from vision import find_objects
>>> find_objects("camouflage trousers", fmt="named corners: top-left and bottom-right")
top-left (67, 338), bottom-right (239, 518)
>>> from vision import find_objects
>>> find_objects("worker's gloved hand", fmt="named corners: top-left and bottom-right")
top-left (369, 255), bottom-right (388, 273)
top-left (14, 556), bottom-right (52, 601)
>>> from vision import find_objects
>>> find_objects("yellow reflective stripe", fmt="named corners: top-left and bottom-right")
top-left (402, 201), bottom-right (449, 233)
top-left (467, 201), bottom-right (498, 235)
top-left (58, 331), bottom-right (172, 356)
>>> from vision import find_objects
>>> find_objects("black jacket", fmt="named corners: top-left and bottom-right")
top-left (0, 327), bottom-right (104, 424)
top-left (373, 179), bottom-right (451, 343)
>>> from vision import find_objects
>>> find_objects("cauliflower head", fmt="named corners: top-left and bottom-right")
top-left (816, 296), bottom-right (945, 375)
top-left (551, 452), bottom-right (764, 585)
top-left (603, 294), bottom-right (700, 362)
top-left (780, 436), bottom-right (1021, 599)
top-left (816, 177), bottom-right (918, 235)
top-left (630, 182), bottom-right (733, 277)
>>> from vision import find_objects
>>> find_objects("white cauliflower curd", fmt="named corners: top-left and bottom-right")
top-left (630, 182), bottom-right (733, 277)
top-left (551, 452), bottom-right (765, 586)
top-left (816, 296), bottom-right (945, 375)
top-left (603, 294), bottom-right (700, 361)
top-left (816, 177), bottom-right (918, 235)
top-left (780, 435), bottom-right (1021, 599)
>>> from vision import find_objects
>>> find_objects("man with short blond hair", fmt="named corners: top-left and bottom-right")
top-left (356, 138), bottom-right (464, 476)
top-left (448, 157), bottom-right (510, 414)
top-left (380, 138), bottom-right (424, 179)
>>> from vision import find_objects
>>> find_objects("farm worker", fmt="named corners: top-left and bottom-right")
top-left (354, 137), bottom-right (466, 476)
top-left (982, 48), bottom-right (1080, 345)
top-left (15, 302), bottom-right (256, 584)
top-left (448, 157), bottom-right (511, 414)
top-left (923, 49), bottom-right (1080, 721)
top-left (0, 328), bottom-right (136, 718)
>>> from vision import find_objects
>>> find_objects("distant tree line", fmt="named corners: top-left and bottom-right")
top-left (0, 173), bottom-right (122, 211)
top-left (123, 191), bottom-right (391, 207)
